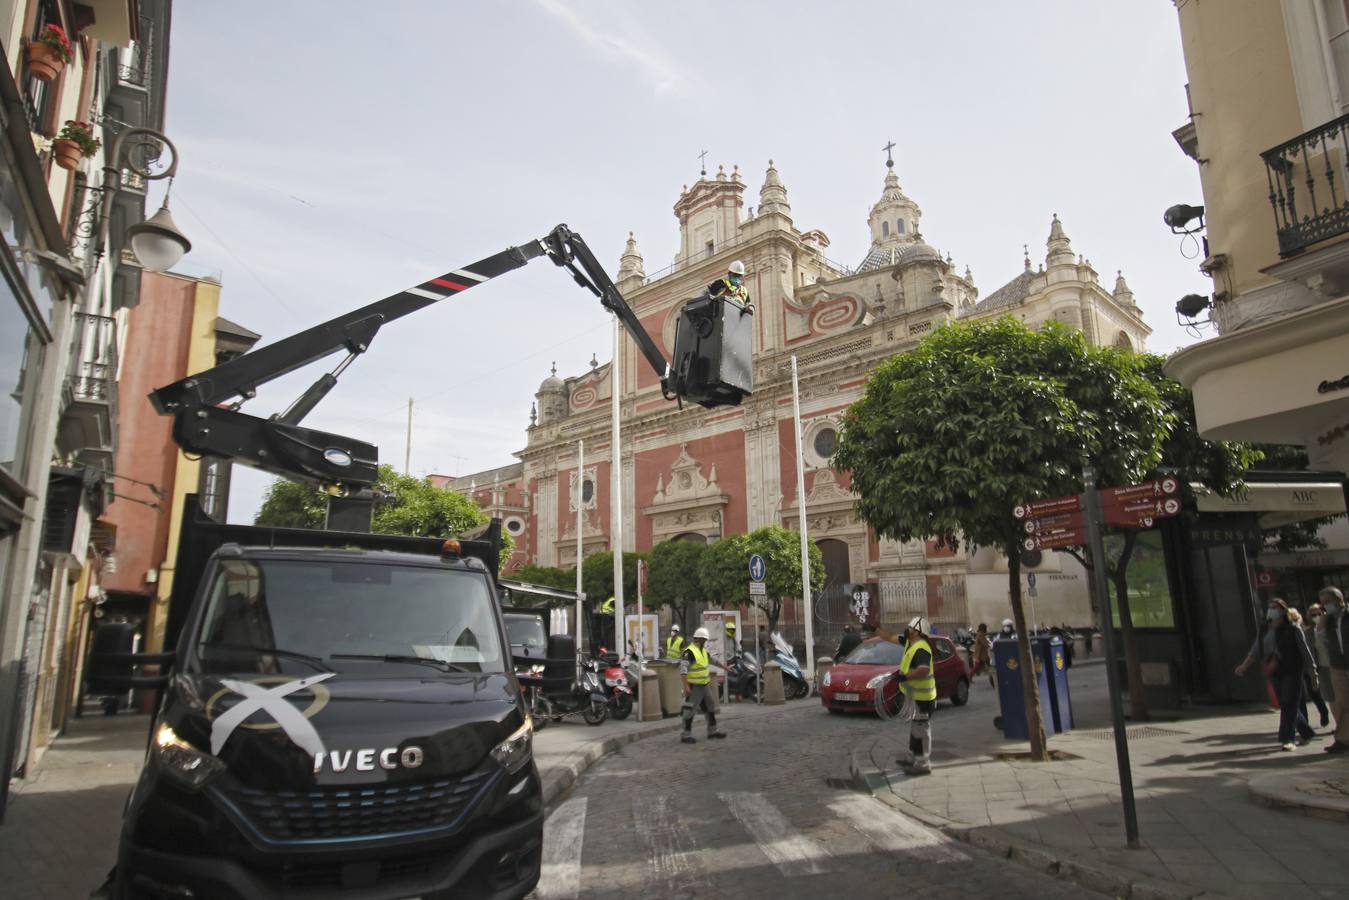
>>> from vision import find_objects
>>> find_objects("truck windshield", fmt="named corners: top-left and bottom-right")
top-left (503, 613), bottom-right (547, 659)
top-left (195, 558), bottom-right (505, 674)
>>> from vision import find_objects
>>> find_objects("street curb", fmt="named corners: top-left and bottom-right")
top-left (541, 701), bottom-right (819, 808)
top-left (847, 743), bottom-right (1222, 900)
top-left (1247, 770), bottom-right (1349, 823)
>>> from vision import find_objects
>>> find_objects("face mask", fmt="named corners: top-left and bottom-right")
top-left (1267, 608), bottom-right (1283, 622)
top-left (728, 274), bottom-right (742, 287)
top-left (1328, 604), bottom-right (1344, 617)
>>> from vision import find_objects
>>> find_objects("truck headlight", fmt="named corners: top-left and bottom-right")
top-left (490, 718), bottom-right (534, 775)
top-left (822, 670), bottom-right (831, 687)
top-left (153, 724), bottom-right (227, 791)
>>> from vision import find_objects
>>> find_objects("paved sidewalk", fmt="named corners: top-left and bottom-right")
top-left (0, 693), bottom-right (813, 899)
top-left (851, 659), bottom-right (1349, 899)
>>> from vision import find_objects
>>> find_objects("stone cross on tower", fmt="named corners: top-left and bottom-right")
top-left (882, 140), bottom-right (896, 169)
top-left (698, 149), bottom-right (709, 176)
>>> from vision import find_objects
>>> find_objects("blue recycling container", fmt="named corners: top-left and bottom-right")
top-left (993, 636), bottom-right (1057, 740)
top-left (1035, 635), bottom-right (1073, 733)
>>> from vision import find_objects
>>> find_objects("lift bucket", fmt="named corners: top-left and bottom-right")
top-left (669, 294), bottom-right (753, 408)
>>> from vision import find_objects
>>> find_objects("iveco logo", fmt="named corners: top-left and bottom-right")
top-left (314, 746), bottom-right (424, 774)
top-left (323, 447), bottom-right (353, 467)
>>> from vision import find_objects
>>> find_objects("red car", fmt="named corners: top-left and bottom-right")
top-left (820, 635), bottom-right (970, 714)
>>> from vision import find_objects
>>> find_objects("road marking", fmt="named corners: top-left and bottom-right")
top-left (828, 794), bottom-right (967, 863)
top-left (536, 796), bottom-right (587, 899)
top-left (633, 794), bottom-right (707, 890)
top-left (718, 791), bottom-right (832, 876)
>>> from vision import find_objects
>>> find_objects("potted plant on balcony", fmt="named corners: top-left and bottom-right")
top-left (52, 120), bottom-right (98, 171)
top-left (26, 24), bottom-right (73, 82)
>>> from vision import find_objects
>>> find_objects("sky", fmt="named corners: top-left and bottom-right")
top-left (160, 1), bottom-right (1208, 524)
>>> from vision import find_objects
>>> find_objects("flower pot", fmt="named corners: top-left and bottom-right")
top-left (52, 139), bottom-right (82, 171)
top-left (26, 42), bottom-right (65, 82)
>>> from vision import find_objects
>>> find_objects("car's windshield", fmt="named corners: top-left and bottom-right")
top-left (504, 613), bottom-right (547, 657)
top-left (844, 638), bottom-right (904, 666)
top-left (194, 558), bottom-right (505, 675)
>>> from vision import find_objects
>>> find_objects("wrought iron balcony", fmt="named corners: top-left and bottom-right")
top-left (1262, 111), bottom-right (1349, 257)
top-left (58, 312), bottom-right (119, 456)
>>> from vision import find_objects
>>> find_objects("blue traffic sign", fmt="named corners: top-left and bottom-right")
top-left (748, 554), bottom-right (766, 583)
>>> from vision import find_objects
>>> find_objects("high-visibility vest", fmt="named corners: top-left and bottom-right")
top-left (899, 638), bottom-right (937, 701)
top-left (600, 597), bottom-right (614, 614)
top-left (665, 636), bottom-right (685, 660)
top-left (686, 644), bottom-right (711, 685)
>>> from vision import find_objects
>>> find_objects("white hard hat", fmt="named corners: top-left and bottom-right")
top-left (728, 260), bottom-right (747, 276)
top-left (1002, 618), bottom-right (1014, 628)
top-left (670, 624), bottom-right (681, 633)
top-left (906, 616), bottom-right (929, 635)
top-left (693, 627), bottom-right (710, 640)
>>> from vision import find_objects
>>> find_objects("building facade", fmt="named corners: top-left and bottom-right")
top-left (454, 159), bottom-right (1150, 639)
top-left (0, 0), bottom-right (173, 816)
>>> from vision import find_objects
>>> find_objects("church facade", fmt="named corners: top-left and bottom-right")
top-left (449, 158), bottom-right (1150, 634)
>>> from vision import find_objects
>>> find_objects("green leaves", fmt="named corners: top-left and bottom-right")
top-left (697, 526), bottom-right (824, 623)
top-left (647, 539), bottom-right (712, 612)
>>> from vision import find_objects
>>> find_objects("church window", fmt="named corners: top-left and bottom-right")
top-left (882, 221), bottom-right (890, 238)
top-left (705, 240), bottom-right (715, 257)
top-left (897, 220), bottom-right (906, 234)
top-left (582, 478), bottom-right (594, 503)
top-left (813, 427), bottom-right (838, 460)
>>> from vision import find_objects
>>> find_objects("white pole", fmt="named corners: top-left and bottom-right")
top-left (611, 316), bottom-right (625, 662)
top-left (404, 398), bottom-right (413, 475)
top-left (636, 559), bottom-right (644, 721)
top-left (576, 439), bottom-right (584, 646)
top-left (791, 355), bottom-right (815, 688)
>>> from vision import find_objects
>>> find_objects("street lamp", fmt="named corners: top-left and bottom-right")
top-left (97, 127), bottom-right (190, 272)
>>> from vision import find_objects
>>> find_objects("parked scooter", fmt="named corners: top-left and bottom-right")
top-left (724, 648), bottom-right (761, 700)
top-left (518, 634), bottom-right (608, 726)
top-left (594, 647), bottom-right (636, 720)
top-left (768, 632), bottom-right (810, 699)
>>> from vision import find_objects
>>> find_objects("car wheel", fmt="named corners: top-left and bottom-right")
top-left (951, 678), bottom-right (970, 707)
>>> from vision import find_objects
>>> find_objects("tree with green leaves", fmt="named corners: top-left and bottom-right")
top-left (646, 539), bottom-right (712, 632)
top-left (698, 526), bottom-right (824, 633)
top-left (579, 550), bottom-right (645, 607)
top-left (255, 477), bottom-right (327, 529)
top-left (510, 564), bottom-right (577, 595)
top-left (834, 318), bottom-right (1168, 761)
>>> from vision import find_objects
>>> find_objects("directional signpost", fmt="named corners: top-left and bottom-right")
top-left (748, 554), bottom-right (766, 704)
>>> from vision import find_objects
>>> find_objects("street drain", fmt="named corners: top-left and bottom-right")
top-left (1075, 726), bottom-right (1185, 741)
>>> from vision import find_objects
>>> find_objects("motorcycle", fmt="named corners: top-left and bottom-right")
top-left (724, 648), bottom-right (761, 700)
top-left (518, 634), bottom-right (609, 727)
top-left (594, 647), bottom-right (636, 720)
top-left (767, 632), bottom-right (810, 699)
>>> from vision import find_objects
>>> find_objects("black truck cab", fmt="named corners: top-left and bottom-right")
top-left (110, 499), bottom-right (541, 899)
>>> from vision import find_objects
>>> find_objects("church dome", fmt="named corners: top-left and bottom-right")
top-left (856, 238), bottom-right (943, 273)
top-left (538, 362), bottom-right (565, 394)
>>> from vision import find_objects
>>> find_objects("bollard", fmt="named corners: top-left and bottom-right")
top-left (816, 658), bottom-right (834, 695)
top-left (654, 661), bottom-right (684, 716)
top-left (762, 660), bottom-right (785, 705)
top-left (639, 669), bottom-right (661, 721)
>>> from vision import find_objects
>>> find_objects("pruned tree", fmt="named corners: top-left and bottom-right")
top-left (698, 527), bottom-right (824, 633)
top-left (834, 318), bottom-right (1167, 761)
top-left (646, 539), bottom-right (711, 631)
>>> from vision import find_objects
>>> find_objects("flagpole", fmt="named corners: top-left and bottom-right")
top-left (791, 355), bottom-right (815, 689)
top-left (611, 316), bottom-right (624, 663)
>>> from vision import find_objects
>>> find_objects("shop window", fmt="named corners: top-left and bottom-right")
top-left (1108, 530), bottom-right (1175, 629)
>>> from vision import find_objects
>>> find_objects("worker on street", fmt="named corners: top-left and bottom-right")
top-left (709, 260), bottom-right (754, 315)
top-left (876, 616), bottom-right (938, 774)
top-left (681, 627), bottom-right (726, 744)
top-left (664, 624), bottom-right (685, 661)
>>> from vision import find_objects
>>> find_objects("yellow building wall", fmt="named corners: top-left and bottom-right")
top-left (147, 279), bottom-right (220, 653)
top-left (1176, 0), bottom-right (1305, 299)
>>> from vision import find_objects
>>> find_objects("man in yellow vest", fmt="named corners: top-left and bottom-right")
top-left (708, 260), bottom-right (754, 316)
top-left (877, 616), bottom-right (938, 774)
top-left (664, 624), bottom-right (686, 661)
top-left (680, 627), bottom-right (726, 744)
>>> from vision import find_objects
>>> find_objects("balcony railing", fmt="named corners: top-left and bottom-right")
top-left (1262, 111), bottom-right (1349, 257)
top-left (67, 312), bottom-right (118, 404)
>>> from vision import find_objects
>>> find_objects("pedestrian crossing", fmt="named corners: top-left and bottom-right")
top-left (532, 789), bottom-right (966, 899)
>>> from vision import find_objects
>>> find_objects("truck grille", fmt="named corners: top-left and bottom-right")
top-left (225, 771), bottom-right (492, 842)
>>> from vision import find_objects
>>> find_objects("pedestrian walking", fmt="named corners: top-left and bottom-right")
top-left (835, 625), bottom-right (862, 662)
top-left (972, 623), bottom-right (994, 687)
top-left (1235, 598), bottom-right (1318, 750)
top-left (680, 627), bottom-right (726, 744)
top-left (1291, 607), bottom-right (1330, 728)
top-left (1318, 587), bottom-right (1349, 754)
top-left (876, 616), bottom-right (938, 774)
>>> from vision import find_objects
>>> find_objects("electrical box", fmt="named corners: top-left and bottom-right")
top-left (669, 295), bottom-right (753, 408)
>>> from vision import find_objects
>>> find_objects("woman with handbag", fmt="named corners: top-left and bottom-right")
top-left (1236, 598), bottom-right (1319, 750)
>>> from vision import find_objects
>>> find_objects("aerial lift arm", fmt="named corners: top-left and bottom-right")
top-left (149, 224), bottom-right (750, 497)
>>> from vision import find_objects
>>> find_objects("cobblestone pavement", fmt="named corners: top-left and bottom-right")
top-left (531, 702), bottom-right (1106, 900)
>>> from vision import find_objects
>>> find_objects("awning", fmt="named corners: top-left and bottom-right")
top-left (1193, 482), bottom-right (1345, 528)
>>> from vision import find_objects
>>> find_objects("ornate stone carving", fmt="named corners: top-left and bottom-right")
top-left (643, 443), bottom-right (729, 541)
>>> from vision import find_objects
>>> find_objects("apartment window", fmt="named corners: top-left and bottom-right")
top-left (22, 0), bottom-right (64, 137)
top-left (1326, 1), bottom-right (1349, 113)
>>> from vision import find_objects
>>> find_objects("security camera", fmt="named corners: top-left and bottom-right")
top-left (1175, 293), bottom-right (1210, 319)
top-left (1164, 204), bottom-right (1205, 232)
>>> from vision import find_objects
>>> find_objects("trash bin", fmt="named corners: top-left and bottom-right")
top-left (1072, 634), bottom-right (1087, 661)
top-left (762, 660), bottom-right (785, 705)
top-left (652, 661), bottom-right (684, 716)
top-left (992, 637), bottom-right (1056, 740)
top-left (1035, 636), bottom-right (1073, 733)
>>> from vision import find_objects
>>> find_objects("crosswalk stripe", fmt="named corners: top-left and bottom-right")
top-left (828, 794), bottom-right (968, 863)
top-left (536, 796), bottom-right (587, 900)
top-left (718, 791), bottom-right (832, 876)
top-left (633, 794), bottom-right (707, 890)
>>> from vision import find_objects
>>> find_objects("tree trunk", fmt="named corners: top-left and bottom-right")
top-left (1111, 532), bottom-right (1148, 721)
top-left (1007, 546), bottom-right (1049, 761)
top-left (764, 601), bottom-right (781, 634)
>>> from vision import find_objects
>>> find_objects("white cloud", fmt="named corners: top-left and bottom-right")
top-left (532, 0), bottom-right (694, 95)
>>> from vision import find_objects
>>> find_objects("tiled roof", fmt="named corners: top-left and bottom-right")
top-left (856, 241), bottom-right (941, 273)
top-left (972, 269), bottom-right (1039, 314)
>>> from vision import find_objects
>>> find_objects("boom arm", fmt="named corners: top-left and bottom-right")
top-left (149, 225), bottom-right (679, 492)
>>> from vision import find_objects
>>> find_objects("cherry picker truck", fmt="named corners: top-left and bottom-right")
top-left (100, 225), bottom-right (753, 900)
